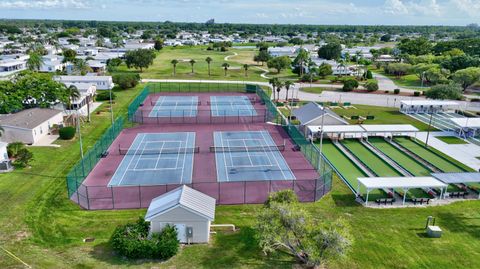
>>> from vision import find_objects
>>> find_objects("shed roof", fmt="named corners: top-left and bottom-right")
top-left (357, 177), bottom-right (447, 189)
top-left (449, 118), bottom-right (480, 128)
top-left (292, 102), bottom-right (347, 125)
top-left (307, 125), bottom-right (365, 133)
top-left (400, 100), bottom-right (458, 106)
top-left (431, 172), bottom-right (480, 184)
top-left (54, 75), bottom-right (112, 82)
top-left (145, 185), bottom-right (216, 221)
top-left (0, 108), bottom-right (63, 129)
top-left (361, 124), bottom-right (419, 133)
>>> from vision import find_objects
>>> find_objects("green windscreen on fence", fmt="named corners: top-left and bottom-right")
top-left (147, 82), bottom-right (246, 93)
top-left (128, 87), bottom-right (149, 121)
top-left (66, 117), bottom-right (124, 198)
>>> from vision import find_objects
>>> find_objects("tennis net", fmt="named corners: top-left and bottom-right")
top-left (210, 144), bottom-right (285, 153)
top-left (119, 147), bottom-right (200, 155)
top-left (151, 100), bottom-right (201, 106)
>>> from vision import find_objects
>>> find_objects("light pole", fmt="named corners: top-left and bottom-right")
top-left (109, 87), bottom-right (114, 124)
top-left (76, 109), bottom-right (84, 158)
top-left (318, 105), bottom-right (326, 170)
top-left (425, 112), bottom-right (434, 148)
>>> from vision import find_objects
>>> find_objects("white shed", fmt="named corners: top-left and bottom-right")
top-left (145, 185), bottom-right (216, 244)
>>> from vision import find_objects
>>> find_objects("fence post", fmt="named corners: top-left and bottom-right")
top-left (138, 185), bottom-right (142, 208)
top-left (111, 186), bottom-right (115, 209)
top-left (86, 185), bottom-right (90, 210)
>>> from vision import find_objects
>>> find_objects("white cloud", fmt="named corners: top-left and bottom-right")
top-left (0, 0), bottom-right (89, 9)
top-left (384, 0), bottom-right (409, 15)
top-left (452, 0), bottom-right (480, 17)
top-left (384, 0), bottom-right (442, 16)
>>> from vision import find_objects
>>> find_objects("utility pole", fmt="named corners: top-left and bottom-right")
top-left (425, 112), bottom-right (434, 148)
top-left (109, 87), bottom-right (114, 124)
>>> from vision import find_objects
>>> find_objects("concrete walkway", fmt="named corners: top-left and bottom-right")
top-left (415, 131), bottom-right (480, 171)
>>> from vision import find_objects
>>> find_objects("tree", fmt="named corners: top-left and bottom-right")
top-left (267, 56), bottom-right (291, 74)
top-left (205, 57), bottom-right (212, 76)
top-left (380, 34), bottom-right (391, 42)
top-left (125, 49), bottom-right (156, 72)
top-left (342, 78), bottom-right (359, 92)
top-left (73, 59), bottom-right (92, 75)
top-left (284, 80), bottom-right (294, 101)
top-left (254, 50), bottom-right (270, 66)
top-left (441, 55), bottom-right (480, 72)
top-left (27, 52), bottom-right (44, 72)
top-left (62, 49), bottom-right (77, 63)
top-left (452, 67), bottom-right (480, 90)
top-left (318, 42), bottom-right (342, 60)
top-left (292, 48), bottom-right (310, 77)
top-left (243, 64), bottom-right (249, 77)
top-left (189, 59), bottom-right (196, 73)
top-left (154, 38), bottom-right (164, 51)
top-left (317, 63), bottom-right (333, 78)
top-left (106, 58), bottom-right (122, 72)
top-left (268, 78), bottom-right (279, 101)
top-left (222, 62), bottom-right (230, 76)
top-left (275, 81), bottom-right (284, 102)
top-left (255, 190), bottom-right (352, 268)
top-left (384, 63), bottom-right (412, 78)
top-left (171, 59), bottom-right (178, 76)
top-left (425, 83), bottom-right (463, 100)
top-left (14, 148), bottom-right (33, 167)
top-left (397, 37), bottom-right (432, 56)
top-left (365, 80), bottom-right (379, 92)
top-left (67, 85), bottom-right (81, 109)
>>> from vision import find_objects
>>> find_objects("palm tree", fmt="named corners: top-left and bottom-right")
top-left (74, 59), bottom-right (92, 75)
top-left (268, 78), bottom-right (278, 101)
top-left (189, 59), bottom-right (196, 73)
top-left (275, 81), bottom-right (284, 102)
top-left (284, 80), bottom-right (294, 102)
top-left (243, 64), bottom-right (249, 77)
top-left (171, 59), bottom-right (178, 76)
top-left (205, 57), bottom-right (212, 76)
top-left (27, 52), bottom-right (44, 72)
top-left (222, 63), bottom-right (230, 76)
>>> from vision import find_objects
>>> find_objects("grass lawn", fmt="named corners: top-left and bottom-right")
top-left (299, 87), bottom-right (337, 94)
top-left (2, 84), bottom-right (480, 268)
top-left (330, 104), bottom-right (433, 131)
top-left (436, 136), bottom-right (469, 145)
top-left (114, 46), bottom-right (296, 82)
top-left (372, 69), bottom-right (425, 89)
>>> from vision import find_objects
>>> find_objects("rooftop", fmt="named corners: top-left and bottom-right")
top-left (0, 108), bottom-right (63, 129)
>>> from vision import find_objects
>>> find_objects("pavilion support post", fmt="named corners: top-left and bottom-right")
top-left (403, 188), bottom-right (407, 205)
top-left (365, 189), bottom-right (370, 206)
top-left (439, 187), bottom-right (443, 200)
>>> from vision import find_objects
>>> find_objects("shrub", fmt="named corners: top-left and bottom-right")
top-left (276, 102), bottom-right (284, 107)
top-left (14, 148), bottom-right (33, 167)
top-left (110, 217), bottom-right (179, 260)
top-left (394, 89), bottom-right (400, 94)
top-left (59, 126), bottom-right (76, 140)
top-left (414, 91), bottom-right (421, 96)
top-left (96, 91), bottom-right (116, 101)
top-left (365, 80), bottom-right (379, 92)
top-left (7, 142), bottom-right (25, 158)
top-left (342, 78), bottom-right (359, 92)
top-left (425, 83), bottom-right (463, 100)
top-left (113, 73), bottom-right (141, 90)
top-left (366, 70), bottom-right (373, 79)
top-left (265, 189), bottom-right (298, 208)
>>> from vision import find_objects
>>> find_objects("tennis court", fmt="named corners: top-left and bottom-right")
top-left (210, 96), bottom-right (257, 116)
top-left (213, 131), bottom-right (295, 182)
top-left (108, 132), bottom-right (196, 186)
top-left (149, 96), bottom-right (199, 117)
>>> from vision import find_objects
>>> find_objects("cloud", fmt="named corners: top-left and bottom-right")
top-left (0, 0), bottom-right (89, 9)
top-left (452, 0), bottom-right (480, 17)
top-left (383, 0), bottom-right (442, 16)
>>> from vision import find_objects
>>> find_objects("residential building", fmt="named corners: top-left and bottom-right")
top-left (54, 75), bottom-right (114, 90)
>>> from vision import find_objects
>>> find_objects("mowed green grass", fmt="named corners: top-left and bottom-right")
top-left (1, 85), bottom-right (480, 268)
top-left (369, 137), bottom-right (432, 176)
top-left (331, 105), bottom-right (432, 131)
top-left (394, 137), bottom-right (470, 172)
top-left (115, 46), bottom-right (296, 82)
top-left (436, 136), bottom-right (468, 145)
top-left (341, 139), bottom-right (402, 177)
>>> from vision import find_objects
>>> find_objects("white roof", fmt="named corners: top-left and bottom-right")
top-left (54, 75), bottom-right (112, 82)
top-left (308, 125), bottom-right (365, 133)
top-left (449, 118), bottom-right (480, 128)
top-left (0, 60), bottom-right (25, 67)
top-left (432, 172), bottom-right (480, 184)
top-left (145, 185), bottom-right (216, 221)
top-left (358, 177), bottom-right (447, 189)
top-left (400, 100), bottom-right (458, 106)
top-left (361, 124), bottom-right (419, 133)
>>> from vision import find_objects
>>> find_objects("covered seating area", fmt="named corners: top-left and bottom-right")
top-left (307, 124), bottom-right (419, 140)
top-left (400, 100), bottom-right (458, 114)
top-left (357, 177), bottom-right (447, 206)
top-left (449, 118), bottom-right (480, 138)
top-left (432, 172), bottom-right (480, 198)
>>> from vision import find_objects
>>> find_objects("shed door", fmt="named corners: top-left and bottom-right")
top-left (175, 224), bottom-right (187, 243)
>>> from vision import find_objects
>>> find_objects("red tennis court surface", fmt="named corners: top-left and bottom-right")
top-left (73, 92), bottom-right (324, 210)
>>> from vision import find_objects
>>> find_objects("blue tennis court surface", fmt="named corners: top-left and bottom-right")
top-left (149, 96), bottom-right (198, 117)
top-left (210, 96), bottom-right (257, 116)
top-left (213, 131), bottom-right (295, 182)
top-left (108, 132), bottom-right (196, 186)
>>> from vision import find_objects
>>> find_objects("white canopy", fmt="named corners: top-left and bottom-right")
top-left (307, 125), bottom-right (365, 134)
top-left (358, 177), bottom-right (447, 189)
top-left (400, 100), bottom-right (458, 106)
top-left (361, 124), bottom-right (419, 133)
top-left (450, 118), bottom-right (480, 128)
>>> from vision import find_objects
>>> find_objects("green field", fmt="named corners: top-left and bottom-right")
top-left (369, 137), bottom-right (431, 176)
top-left (436, 136), bottom-right (469, 145)
top-left (341, 139), bottom-right (402, 177)
top-left (331, 105), bottom-right (433, 131)
top-left (394, 137), bottom-right (468, 173)
top-left (299, 87), bottom-right (338, 94)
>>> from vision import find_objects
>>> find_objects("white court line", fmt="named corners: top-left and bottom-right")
top-left (219, 132), bottom-right (230, 182)
top-left (153, 140), bottom-right (166, 169)
top-left (260, 131), bottom-right (291, 179)
top-left (118, 133), bottom-right (147, 185)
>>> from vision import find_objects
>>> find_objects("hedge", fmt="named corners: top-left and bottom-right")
top-left (59, 126), bottom-right (76, 140)
top-left (96, 91), bottom-right (116, 101)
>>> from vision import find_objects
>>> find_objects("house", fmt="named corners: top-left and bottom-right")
top-left (292, 102), bottom-right (348, 135)
top-left (86, 60), bottom-right (106, 73)
top-left (39, 55), bottom-right (65, 73)
top-left (145, 185), bottom-right (216, 244)
top-left (54, 75), bottom-right (114, 90)
top-left (268, 46), bottom-right (297, 57)
top-left (61, 83), bottom-right (97, 115)
top-left (0, 59), bottom-right (27, 77)
top-left (0, 108), bottom-right (64, 144)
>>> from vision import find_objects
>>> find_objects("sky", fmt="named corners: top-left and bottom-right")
top-left (0, 0), bottom-right (479, 26)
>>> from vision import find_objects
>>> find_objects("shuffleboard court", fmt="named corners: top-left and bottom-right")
top-left (321, 140), bottom-right (387, 200)
top-left (149, 96), bottom-right (198, 117)
top-left (108, 132), bottom-right (196, 186)
top-left (394, 137), bottom-right (465, 172)
top-left (210, 96), bottom-right (257, 116)
top-left (213, 131), bottom-right (295, 182)
top-left (369, 138), bottom-right (432, 176)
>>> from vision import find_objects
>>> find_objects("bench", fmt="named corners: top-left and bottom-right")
top-left (292, 145), bottom-right (301, 152)
top-left (375, 198), bottom-right (394, 205)
top-left (412, 198), bottom-right (430, 205)
top-left (449, 192), bottom-right (468, 198)
top-left (100, 151), bottom-right (109, 158)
